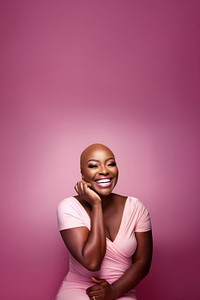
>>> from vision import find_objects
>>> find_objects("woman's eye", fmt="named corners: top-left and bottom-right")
top-left (87, 164), bottom-right (97, 168)
top-left (108, 162), bottom-right (116, 167)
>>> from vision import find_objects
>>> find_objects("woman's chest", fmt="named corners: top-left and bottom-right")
top-left (103, 203), bottom-right (125, 242)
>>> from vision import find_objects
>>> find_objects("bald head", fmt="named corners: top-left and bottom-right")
top-left (80, 143), bottom-right (115, 172)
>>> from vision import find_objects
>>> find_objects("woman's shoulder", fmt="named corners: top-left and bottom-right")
top-left (126, 196), bottom-right (148, 209)
top-left (57, 196), bottom-right (80, 211)
top-left (115, 195), bottom-right (149, 217)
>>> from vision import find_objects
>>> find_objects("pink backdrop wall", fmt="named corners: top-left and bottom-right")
top-left (1, 1), bottom-right (200, 299)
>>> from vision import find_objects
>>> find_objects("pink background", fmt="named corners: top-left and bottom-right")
top-left (1, 1), bottom-right (200, 299)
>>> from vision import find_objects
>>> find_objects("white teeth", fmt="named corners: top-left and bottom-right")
top-left (96, 179), bottom-right (111, 183)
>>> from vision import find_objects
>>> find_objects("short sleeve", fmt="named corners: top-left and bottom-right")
top-left (134, 199), bottom-right (152, 232)
top-left (57, 197), bottom-right (87, 231)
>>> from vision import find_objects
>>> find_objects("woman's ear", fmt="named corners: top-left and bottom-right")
top-left (81, 170), bottom-right (85, 180)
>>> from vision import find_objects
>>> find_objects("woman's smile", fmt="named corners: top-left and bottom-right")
top-left (95, 177), bottom-right (113, 188)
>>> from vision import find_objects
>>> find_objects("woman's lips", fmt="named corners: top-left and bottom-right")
top-left (95, 178), bottom-right (112, 188)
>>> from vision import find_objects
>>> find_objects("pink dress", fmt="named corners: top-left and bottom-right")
top-left (56, 196), bottom-right (151, 300)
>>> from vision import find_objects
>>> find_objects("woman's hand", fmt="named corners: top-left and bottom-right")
top-left (74, 180), bottom-right (101, 206)
top-left (86, 277), bottom-right (115, 300)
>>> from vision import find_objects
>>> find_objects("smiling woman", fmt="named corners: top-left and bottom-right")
top-left (56, 144), bottom-right (153, 300)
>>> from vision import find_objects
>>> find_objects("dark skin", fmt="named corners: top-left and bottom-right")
top-left (60, 144), bottom-right (153, 300)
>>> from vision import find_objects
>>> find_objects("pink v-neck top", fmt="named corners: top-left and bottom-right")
top-left (56, 196), bottom-right (151, 299)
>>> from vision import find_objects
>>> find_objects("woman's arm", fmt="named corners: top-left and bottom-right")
top-left (60, 181), bottom-right (106, 271)
top-left (111, 230), bottom-right (153, 298)
top-left (86, 230), bottom-right (153, 299)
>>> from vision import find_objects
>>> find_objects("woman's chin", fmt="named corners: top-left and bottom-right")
top-left (94, 188), bottom-right (114, 197)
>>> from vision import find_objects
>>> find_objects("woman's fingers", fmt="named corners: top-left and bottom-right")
top-left (74, 180), bottom-right (101, 205)
top-left (86, 278), bottom-right (113, 300)
top-left (75, 181), bottom-right (90, 195)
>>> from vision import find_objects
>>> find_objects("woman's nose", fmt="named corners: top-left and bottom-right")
top-left (99, 165), bottom-right (109, 175)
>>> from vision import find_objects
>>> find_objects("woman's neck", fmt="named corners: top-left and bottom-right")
top-left (101, 193), bottom-right (116, 209)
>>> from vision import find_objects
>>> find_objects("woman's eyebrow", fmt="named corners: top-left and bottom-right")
top-left (87, 159), bottom-right (99, 163)
top-left (87, 157), bottom-right (114, 163)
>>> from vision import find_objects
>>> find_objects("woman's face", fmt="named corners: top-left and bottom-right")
top-left (80, 144), bottom-right (118, 196)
